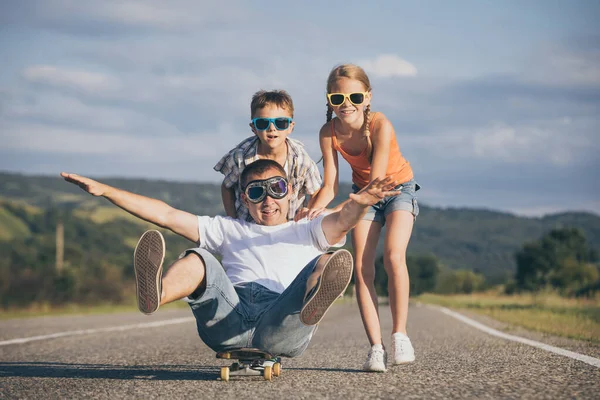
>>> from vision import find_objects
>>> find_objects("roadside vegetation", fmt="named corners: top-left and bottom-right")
top-left (406, 228), bottom-right (600, 342)
top-left (417, 290), bottom-right (600, 342)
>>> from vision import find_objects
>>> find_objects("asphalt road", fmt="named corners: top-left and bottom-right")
top-left (1, 302), bottom-right (599, 399)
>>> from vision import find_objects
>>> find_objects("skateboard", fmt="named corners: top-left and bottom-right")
top-left (216, 348), bottom-right (282, 382)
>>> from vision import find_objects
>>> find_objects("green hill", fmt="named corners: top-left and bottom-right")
top-left (1, 171), bottom-right (598, 286)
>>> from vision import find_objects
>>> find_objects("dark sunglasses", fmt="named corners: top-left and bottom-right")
top-left (327, 92), bottom-right (369, 106)
top-left (244, 176), bottom-right (289, 203)
top-left (251, 117), bottom-right (293, 131)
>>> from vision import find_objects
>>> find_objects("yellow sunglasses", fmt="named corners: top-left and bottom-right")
top-left (327, 92), bottom-right (369, 106)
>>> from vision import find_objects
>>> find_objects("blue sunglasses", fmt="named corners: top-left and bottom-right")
top-left (252, 117), bottom-right (293, 131)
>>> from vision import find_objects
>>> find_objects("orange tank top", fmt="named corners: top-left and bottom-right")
top-left (331, 112), bottom-right (413, 188)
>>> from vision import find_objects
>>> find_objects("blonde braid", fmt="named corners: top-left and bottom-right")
top-left (363, 104), bottom-right (373, 163)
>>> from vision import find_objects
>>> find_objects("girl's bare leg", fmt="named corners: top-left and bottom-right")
top-left (383, 210), bottom-right (414, 334)
top-left (352, 220), bottom-right (384, 345)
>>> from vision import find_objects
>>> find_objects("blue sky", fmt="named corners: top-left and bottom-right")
top-left (1, 0), bottom-right (598, 216)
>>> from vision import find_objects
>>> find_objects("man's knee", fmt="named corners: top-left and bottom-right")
top-left (181, 251), bottom-right (208, 298)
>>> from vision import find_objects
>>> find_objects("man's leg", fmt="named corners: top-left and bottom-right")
top-left (300, 249), bottom-right (354, 325)
top-left (134, 230), bottom-right (250, 351)
top-left (134, 230), bottom-right (207, 314)
top-left (252, 249), bottom-right (353, 357)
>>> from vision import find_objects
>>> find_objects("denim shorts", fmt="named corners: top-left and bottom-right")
top-left (182, 248), bottom-right (320, 358)
top-left (352, 178), bottom-right (420, 225)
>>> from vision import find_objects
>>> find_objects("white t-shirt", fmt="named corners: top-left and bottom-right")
top-left (197, 215), bottom-right (345, 293)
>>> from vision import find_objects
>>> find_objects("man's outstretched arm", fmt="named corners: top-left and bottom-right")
top-left (321, 177), bottom-right (400, 245)
top-left (61, 172), bottom-right (200, 243)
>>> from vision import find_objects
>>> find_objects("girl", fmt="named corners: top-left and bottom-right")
top-left (307, 64), bottom-right (419, 372)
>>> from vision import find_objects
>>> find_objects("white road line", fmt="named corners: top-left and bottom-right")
top-left (0, 317), bottom-right (195, 346)
top-left (436, 306), bottom-right (600, 368)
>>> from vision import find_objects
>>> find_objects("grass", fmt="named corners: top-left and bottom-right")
top-left (73, 206), bottom-right (153, 225)
top-left (0, 298), bottom-right (189, 320)
top-left (417, 290), bottom-right (600, 342)
top-left (0, 207), bottom-right (31, 241)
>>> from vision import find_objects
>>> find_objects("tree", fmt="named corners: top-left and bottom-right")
top-left (514, 228), bottom-right (599, 294)
top-left (373, 254), bottom-right (441, 296)
top-left (407, 254), bottom-right (440, 295)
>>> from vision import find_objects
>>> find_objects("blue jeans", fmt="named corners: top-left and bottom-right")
top-left (352, 178), bottom-right (420, 225)
top-left (183, 248), bottom-right (319, 358)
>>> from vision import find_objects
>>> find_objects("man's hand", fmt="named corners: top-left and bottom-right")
top-left (348, 177), bottom-right (401, 207)
top-left (61, 172), bottom-right (107, 196)
top-left (59, 172), bottom-right (200, 243)
top-left (320, 177), bottom-right (401, 246)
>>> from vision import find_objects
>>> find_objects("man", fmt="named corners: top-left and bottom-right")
top-left (61, 159), bottom-right (399, 357)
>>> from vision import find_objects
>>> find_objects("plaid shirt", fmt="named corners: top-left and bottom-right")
top-left (214, 136), bottom-right (322, 222)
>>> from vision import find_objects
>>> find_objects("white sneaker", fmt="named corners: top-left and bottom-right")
top-left (362, 344), bottom-right (387, 372)
top-left (392, 332), bottom-right (415, 364)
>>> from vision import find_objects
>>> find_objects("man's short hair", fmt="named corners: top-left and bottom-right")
top-left (240, 159), bottom-right (287, 189)
top-left (250, 90), bottom-right (294, 118)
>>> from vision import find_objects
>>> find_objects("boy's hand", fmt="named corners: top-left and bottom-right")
top-left (348, 177), bottom-right (400, 207)
top-left (294, 207), bottom-right (328, 221)
top-left (61, 172), bottom-right (107, 196)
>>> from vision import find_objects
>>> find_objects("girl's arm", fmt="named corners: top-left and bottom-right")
top-left (295, 124), bottom-right (339, 221)
top-left (314, 124), bottom-right (340, 205)
top-left (369, 116), bottom-right (394, 181)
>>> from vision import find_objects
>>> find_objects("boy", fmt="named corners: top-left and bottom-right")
top-left (215, 90), bottom-right (322, 222)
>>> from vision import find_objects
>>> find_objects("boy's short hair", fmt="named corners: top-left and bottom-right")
top-left (250, 90), bottom-right (294, 118)
top-left (240, 159), bottom-right (287, 189)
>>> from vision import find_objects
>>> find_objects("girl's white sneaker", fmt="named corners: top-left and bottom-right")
top-left (362, 344), bottom-right (387, 372)
top-left (392, 332), bottom-right (415, 364)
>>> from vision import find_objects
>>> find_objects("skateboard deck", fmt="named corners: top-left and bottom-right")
top-left (216, 348), bottom-right (281, 381)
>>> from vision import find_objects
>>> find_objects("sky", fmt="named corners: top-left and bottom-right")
top-left (0, 0), bottom-right (598, 217)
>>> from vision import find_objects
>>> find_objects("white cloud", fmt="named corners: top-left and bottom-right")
top-left (1, 121), bottom-right (236, 161)
top-left (22, 65), bottom-right (121, 95)
top-left (525, 44), bottom-right (600, 86)
top-left (470, 119), bottom-right (597, 166)
top-left (404, 117), bottom-right (598, 167)
top-left (360, 54), bottom-right (417, 78)
top-left (5, 92), bottom-right (178, 135)
top-left (7, 0), bottom-right (248, 33)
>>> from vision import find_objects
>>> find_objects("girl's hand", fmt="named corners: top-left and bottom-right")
top-left (349, 177), bottom-right (400, 207)
top-left (60, 172), bottom-right (107, 196)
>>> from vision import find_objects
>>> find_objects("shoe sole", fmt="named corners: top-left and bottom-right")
top-left (133, 230), bottom-right (165, 315)
top-left (364, 366), bottom-right (387, 372)
top-left (393, 357), bottom-right (415, 365)
top-left (300, 249), bottom-right (353, 325)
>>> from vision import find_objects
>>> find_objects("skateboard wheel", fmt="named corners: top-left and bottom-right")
top-left (263, 365), bottom-right (272, 381)
top-left (220, 366), bottom-right (230, 382)
top-left (273, 362), bottom-right (281, 377)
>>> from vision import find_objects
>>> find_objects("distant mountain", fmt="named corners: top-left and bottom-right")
top-left (1, 171), bottom-right (598, 283)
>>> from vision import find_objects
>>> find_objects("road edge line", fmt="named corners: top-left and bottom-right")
top-left (431, 305), bottom-right (600, 368)
top-left (0, 317), bottom-right (195, 346)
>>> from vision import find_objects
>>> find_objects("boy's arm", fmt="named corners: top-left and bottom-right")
top-left (61, 173), bottom-right (200, 243)
top-left (321, 177), bottom-right (399, 245)
top-left (221, 182), bottom-right (238, 218)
